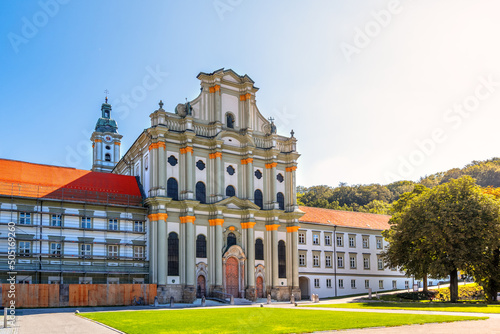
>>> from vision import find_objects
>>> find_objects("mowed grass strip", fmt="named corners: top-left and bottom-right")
top-left (304, 302), bottom-right (500, 313)
top-left (81, 308), bottom-right (485, 334)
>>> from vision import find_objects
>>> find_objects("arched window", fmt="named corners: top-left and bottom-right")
top-left (105, 153), bottom-right (111, 162)
top-left (226, 185), bottom-right (236, 197)
top-left (226, 113), bottom-right (235, 129)
top-left (196, 181), bottom-right (206, 204)
top-left (168, 232), bottom-right (179, 276)
top-left (255, 238), bottom-right (264, 260)
top-left (227, 232), bottom-right (237, 250)
top-left (277, 192), bottom-right (285, 210)
top-left (167, 178), bottom-right (178, 200)
top-left (254, 189), bottom-right (263, 209)
top-left (278, 240), bottom-right (286, 278)
top-left (196, 234), bottom-right (207, 258)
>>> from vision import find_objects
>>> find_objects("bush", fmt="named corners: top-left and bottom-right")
top-left (396, 290), bottom-right (438, 301)
top-left (434, 284), bottom-right (484, 302)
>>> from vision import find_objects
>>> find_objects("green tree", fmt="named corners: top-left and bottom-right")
top-left (383, 177), bottom-right (500, 302)
top-left (382, 185), bottom-right (431, 291)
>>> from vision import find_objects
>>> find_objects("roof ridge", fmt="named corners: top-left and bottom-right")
top-left (298, 205), bottom-right (391, 217)
top-left (0, 158), bottom-right (78, 170)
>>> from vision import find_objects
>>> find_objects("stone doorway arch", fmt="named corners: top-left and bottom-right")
top-left (256, 276), bottom-right (264, 298)
top-left (222, 245), bottom-right (246, 298)
top-left (197, 275), bottom-right (206, 298)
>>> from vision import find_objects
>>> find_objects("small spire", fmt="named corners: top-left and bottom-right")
top-left (159, 100), bottom-right (164, 110)
top-left (104, 89), bottom-right (109, 103)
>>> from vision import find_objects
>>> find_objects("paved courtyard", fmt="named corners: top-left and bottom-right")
top-left (2, 295), bottom-right (498, 334)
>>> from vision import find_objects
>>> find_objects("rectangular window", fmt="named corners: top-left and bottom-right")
top-left (313, 255), bottom-right (320, 267)
top-left (19, 241), bottom-right (31, 256)
top-left (325, 255), bottom-right (332, 268)
top-left (350, 255), bottom-right (356, 269)
top-left (338, 279), bottom-right (344, 288)
top-left (363, 256), bottom-right (370, 269)
top-left (324, 234), bottom-right (331, 246)
top-left (392, 280), bottom-right (397, 289)
top-left (134, 221), bottom-right (144, 232)
top-left (81, 217), bottom-right (91, 229)
top-left (108, 245), bottom-right (119, 259)
top-left (298, 233), bottom-right (305, 244)
top-left (349, 235), bottom-right (355, 247)
top-left (50, 242), bottom-right (61, 257)
top-left (365, 280), bottom-right (370, 288)
top-left (351, 279), bottom-right (356, 288)
top-left (133, 278), bottom-right (145, 284)
top-left (326, 279), bottom-right (332, 288)
top-left (20, 212), bottom-right (31, 225)
top-left (336, 235), bottom-right (343, 247)
top-left (134, 246), bottom-right (145, 260)
top-left (79, 277), bottom-right (92, 284)
top-left (405, 281), bottom-right (409, 289)
top-left (337, 255), bottom-right (344, 268)
top-left (376, 237), bottom-right (383, 249)
top-left (314, 278), bottom-right (320, 288)
top-left (51, 214), bottom-right (62, 227)
top-left (313, 234), bottom-right (320, 245)
top-left (107, 277), bottom-right (119, 285)
top-left (299, 254), bottom-right (306, 266)
top-left (378, 258), bottom-right (384, 270)
top-left (108, 219), bottom-right (118, 231)
top-left (362, 237), bottom-right (369, 248)
top-left (379, 280), bottom-right (384, 289)
top-left (80, 244), bottom-right (92, 257)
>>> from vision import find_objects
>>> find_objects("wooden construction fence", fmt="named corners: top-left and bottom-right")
top-left (0, 284), bottom-right (157, 308)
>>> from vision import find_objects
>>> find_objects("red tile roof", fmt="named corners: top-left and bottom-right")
top-left (0, 159), bottom-right (142, 206)
top-left (298, 206), bottom-right (391, 230)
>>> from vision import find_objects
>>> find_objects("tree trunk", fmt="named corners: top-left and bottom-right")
top-left (423, 275), bottom-right (428, 292)
top-left (449, 269), bottom-right (459, 303)
top-left (490, 249), bottom-right (500, 302)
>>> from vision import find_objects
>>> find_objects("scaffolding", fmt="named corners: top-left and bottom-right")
top-left (0, 181), bottom-right (148, 284)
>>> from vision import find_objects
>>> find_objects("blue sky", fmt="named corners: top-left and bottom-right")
top-left (2, 0), bottom-right (500, 187)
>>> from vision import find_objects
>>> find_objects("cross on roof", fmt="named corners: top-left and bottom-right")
top-left (104, 89), bottom-right (109, 103)
top-left (268, 117), bottom-right (275, 123)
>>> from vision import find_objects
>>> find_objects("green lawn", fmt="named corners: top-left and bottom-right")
top-left (81, 308), bottom-right (486, 334)
top-left (304, 302), bottom-right (500, 313)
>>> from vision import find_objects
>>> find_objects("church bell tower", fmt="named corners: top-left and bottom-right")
top-left (90, 96), bottom-right (122, 173)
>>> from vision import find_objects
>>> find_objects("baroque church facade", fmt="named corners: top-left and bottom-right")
top-left (98, 69), bottom-right (303, 302)
top-left (0, 68), bottom-right (408, 304)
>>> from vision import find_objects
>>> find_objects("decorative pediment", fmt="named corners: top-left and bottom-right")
top-left (215, 197), bottom-right (260, 211)
top-left (216, 130), bottom-right (256, 147)
top-left (223, 245), bottom-right (246, 261)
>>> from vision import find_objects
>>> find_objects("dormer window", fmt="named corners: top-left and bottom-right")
top-left (226, 113), bottom-right (235, 129)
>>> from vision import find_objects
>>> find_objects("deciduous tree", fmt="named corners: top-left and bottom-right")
top-left (383, 177), bottom-right (500, 302)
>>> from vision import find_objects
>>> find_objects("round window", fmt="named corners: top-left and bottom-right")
top-left (226, 165), bottom-right (235, 176)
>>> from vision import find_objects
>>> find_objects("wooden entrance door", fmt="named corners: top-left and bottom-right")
top-left (197, 275), bottom-right (206, 298)
top-left (225, 257), bottom-right (239, 298)
top-left (256, 276), bottom-right (264, 298)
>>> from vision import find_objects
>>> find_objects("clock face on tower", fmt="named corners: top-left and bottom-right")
top-left (104, 135), bottom-right (112, 143)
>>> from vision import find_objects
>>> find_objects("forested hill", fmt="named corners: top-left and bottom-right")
top-left (298, 158), bottom-right (500, 215)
